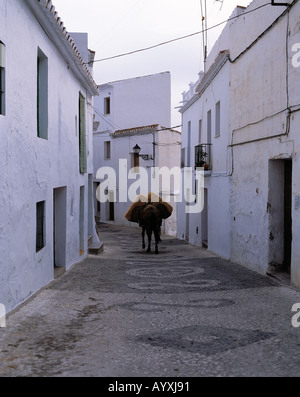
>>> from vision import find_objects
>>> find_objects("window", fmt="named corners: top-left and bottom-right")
top-left (0, 41), bottom-right (6, 115)
top-left (79, 93), bottom-right (87, 173)
top-left (37, 48), bottom-right (48, 139)
top-left (104, 141), bottom-right (111, 159)
top-left (104, 97), bottom-right (111, 115)
top-left (181, 148), bottom-right (186, 168)
top-left (187, 121), bottom-right (191, 167)
top-left (207, 110), bottom-right (211, 144)
top-left (195, 143), bottom-right (211, 170)
top-left (215, 101), bottom-right (220, 137)
top-left (198, 119), bottom-right (202, 143)
top-left (36, 201), bottom-right (45, 252)
top-left (195, 144), bottom-right (205, 168)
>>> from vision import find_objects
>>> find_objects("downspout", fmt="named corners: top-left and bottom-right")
top-left (151, 129), bottom-right (156, 179)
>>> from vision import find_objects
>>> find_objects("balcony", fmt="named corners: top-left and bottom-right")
top-left (195, 143), bottom-right (212, 171)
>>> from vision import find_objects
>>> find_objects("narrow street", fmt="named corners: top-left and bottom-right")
top-left (1, 222), bottom-right (300, 377)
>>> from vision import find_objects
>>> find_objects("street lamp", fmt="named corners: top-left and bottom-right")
top-left (132, 144), bottom-right (141, 155)
top-left (132, 144), bottom-right (154, 161)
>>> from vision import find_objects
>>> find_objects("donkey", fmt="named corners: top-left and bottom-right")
top-left (125, 193), bottom-right (173, 255)
top-left (139, 203), bottom-right (162, 254)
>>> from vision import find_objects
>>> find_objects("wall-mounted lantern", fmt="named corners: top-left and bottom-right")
top-left (132, 144), bottom-right (154, 161)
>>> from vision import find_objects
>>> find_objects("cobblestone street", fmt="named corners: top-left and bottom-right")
top-left (1, 223), bottom-right (300, 377)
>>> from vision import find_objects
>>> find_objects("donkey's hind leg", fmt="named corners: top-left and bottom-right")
top-left (142, 226), bottom-right (146, 249)
top-left (146, 229), bottom-right (152, 253)
top-left (153, 227), bottom-right (160, 254)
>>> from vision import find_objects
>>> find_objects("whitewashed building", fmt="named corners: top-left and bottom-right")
top-left (177, 50), bottom-right (232, 259)
top-left (229, 0), bottom-right (299, 286)
top-left (93, 73), bottom-right (181, 236)
top-left (0, 0), bottom-right (100, 313)
top-left (178, 0), bottom-right (300, 287)
top-left (176, 3), bottom-right (244, 258)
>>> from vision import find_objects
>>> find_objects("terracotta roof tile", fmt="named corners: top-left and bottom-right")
top-left (26, 0), bottom-right (99, 95)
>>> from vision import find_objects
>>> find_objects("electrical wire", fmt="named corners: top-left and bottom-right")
top-left (88, 3), bottom-right (270, 65)
top-left (156, 125), bottom-right (182, 131)
top-left (96, 0), bottom-right (147, 46)
top-left (93, 106), bottom-right (122, 131)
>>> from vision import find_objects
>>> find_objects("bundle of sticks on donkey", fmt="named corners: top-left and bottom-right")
top-left (125, 193), bottom-right (173, 254)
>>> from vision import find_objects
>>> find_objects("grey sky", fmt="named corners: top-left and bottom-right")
top-left (54, 0), bottom-right (252, 127)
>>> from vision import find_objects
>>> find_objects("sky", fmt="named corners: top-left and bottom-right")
top-left (54, 0), bottom-right (252, 127)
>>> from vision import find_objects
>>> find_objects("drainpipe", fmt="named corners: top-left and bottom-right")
top-left (151, 129), bottom-right (156, 179)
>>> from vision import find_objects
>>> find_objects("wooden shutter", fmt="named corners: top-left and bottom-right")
top-left (79, 93), bottom-right (87, 174)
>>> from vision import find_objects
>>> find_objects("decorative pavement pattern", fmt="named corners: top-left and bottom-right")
top-left (0, 222), bottom-right (300, 377)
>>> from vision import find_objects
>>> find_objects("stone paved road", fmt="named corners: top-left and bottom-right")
top-left (1, 223), bottom-right (300, 377)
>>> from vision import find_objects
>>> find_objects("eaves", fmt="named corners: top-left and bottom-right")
top-left (24, 0), bottom-right (99, 96)
top-left (179, 92), bottom-right (200, 114)
top-left (180, 50), bottom-right (230, 114)
top-left (112, 125), bottom-right (159, 139)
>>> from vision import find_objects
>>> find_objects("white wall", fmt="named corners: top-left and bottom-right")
top-left (178, 0), bottom-right (300, 285)
top-left (0, 0), bottom-right (97, 312)
top-left (94, 72), bottom-right (171, 133)
top-left (96, 127), bottom-right (180, 236)
top-left (115, 132), bottom-right (155, 226)
top-left (229, 0), bottom-right (300, 284)
top-left (113, 72), bottom-right (171, 129)
top-left (93, 83), bottom-right (116, 132)
top-left (289, 2), bottom-right (300, 286)
top-left (177, 58), bottom-right (231, 260)
top-left (93, 72), bottom-right (179, 235)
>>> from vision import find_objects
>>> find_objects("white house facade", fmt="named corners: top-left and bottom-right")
top-left (93, 73), bottom-right (181, 236)
top-left (177, 5), bottom-right (246, 259)
top-left (0, 0), bottom-right (99, 313)
top-left (178, 51), bottom-right (231, 259)
top-left (93, 72), bottom-right (171, 133)
top-left (178, 0), bottom-right (300, 287)
top-left (229, 0), bottom-right (300, 286)
top-left (105, 125), bottom-right (181, 236)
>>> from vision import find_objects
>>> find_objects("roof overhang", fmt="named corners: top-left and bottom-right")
top-left (112, 124), bottom-right (159, 138)
top-left (179, 50), bottom-right (230, 114)
top-left (24, 0), bottom-right (99, 96)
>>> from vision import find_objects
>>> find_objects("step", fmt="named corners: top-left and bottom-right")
top-left (54, 266), bottom-right (66, 279)
top-left (88, 242), bottom-right (104, 255)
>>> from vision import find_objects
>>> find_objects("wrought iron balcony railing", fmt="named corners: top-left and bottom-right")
top-left (194, 143), bottom-right (212, 170)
